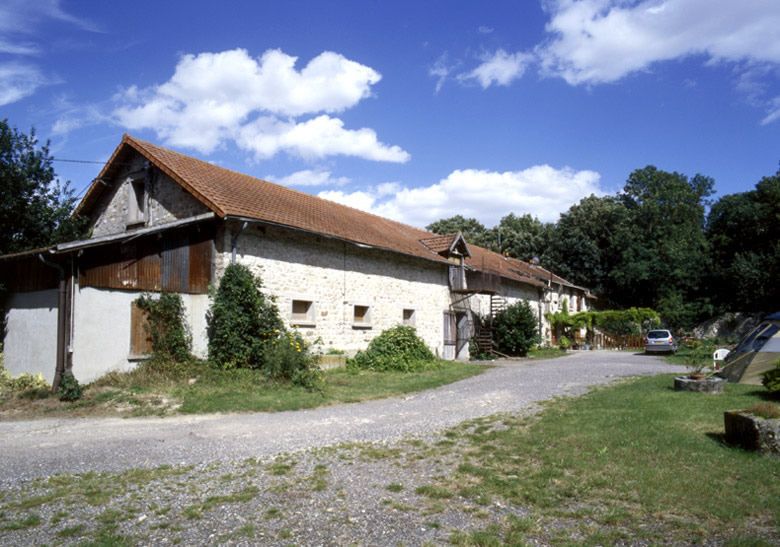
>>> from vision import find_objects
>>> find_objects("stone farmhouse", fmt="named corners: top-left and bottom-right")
top-left (1, 135), bottom-right (593, 386)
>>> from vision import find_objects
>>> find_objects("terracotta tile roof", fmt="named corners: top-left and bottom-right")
top-left (419, 234), bottom-right (458, 254)
top-left (76, 134), bottom-right (584, 293)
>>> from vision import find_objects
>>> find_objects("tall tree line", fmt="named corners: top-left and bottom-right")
top-left (427, 165), bottom-right (780, 330)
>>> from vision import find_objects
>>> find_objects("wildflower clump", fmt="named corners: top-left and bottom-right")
top-left (264, 330), bottom-right (321, 388)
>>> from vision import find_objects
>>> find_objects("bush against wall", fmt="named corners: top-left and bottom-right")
top-left (348, 325), bottom-right (435, 372)
top-left (57, 371), bottom-right (83, 401)
top-left (207, 263), bottom-right (283, 370)
top-left (207, 263), bottom-right (319, 388)
top-left (493, 301), bottom-right (539, 356)
top-left (136, 292), bottom-right (192, 363)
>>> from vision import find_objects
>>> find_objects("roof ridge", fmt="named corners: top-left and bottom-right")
top-left (124, 134), bottom-right (438, 240)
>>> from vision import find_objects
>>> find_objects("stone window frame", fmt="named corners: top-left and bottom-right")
top-left (290, 297), bottom-right (316, 328)
top-left (352, 303), bottom-right (372, 329)
top-left (402, 308), bottom-right (416, 327)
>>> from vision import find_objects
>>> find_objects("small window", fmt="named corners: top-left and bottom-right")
top-left (353, 305), bottom-right (371, 328)
top-left (291, 299), bottom-right (315, 326)
top-left (127, 178), bottom-right (146, 226)
top-left (402, 308), bottom-right (416, 326)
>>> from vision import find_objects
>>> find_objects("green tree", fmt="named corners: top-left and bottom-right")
top-left (542, 195), bottom-right (627, 299)
top-left (426, 215), bottom-right (495, 249)
top-left (608, 166), bottom-right (714, 328)
top-left (494, 213), bottom-right (552, 261)
top-left (706, 170), bottom-right (780, 312)
top-left (0, 120), bottom-right (86, 254)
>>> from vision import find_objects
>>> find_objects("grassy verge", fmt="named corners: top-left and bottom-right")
top-left (0, 360), bottom-right (485, 418)
top-left (175, 361), bottom-right (484, 413)
top-left (526, 347), bottom-right (569, 360)
top-left (422, 374), bottom-right (780, 544)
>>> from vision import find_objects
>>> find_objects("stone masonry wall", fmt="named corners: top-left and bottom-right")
top-left (90, 154), bottom-right (208, 237)
top-left (218, 223), bottom-right (454, 357)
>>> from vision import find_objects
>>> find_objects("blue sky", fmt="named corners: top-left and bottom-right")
top-left (2, 0), bottom-right (779, 228)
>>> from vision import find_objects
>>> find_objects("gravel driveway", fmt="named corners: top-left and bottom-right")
top-left (0, 351), bottom-right (682, 486)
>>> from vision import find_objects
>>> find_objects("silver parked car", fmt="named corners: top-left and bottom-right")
top-left (645, 329), bottom-right (677, 353)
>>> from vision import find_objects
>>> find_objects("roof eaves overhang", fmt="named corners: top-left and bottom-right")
top-left (55, 213), bottom-right (216, 253)
top-left (0, 245), bottom-right (57, 261)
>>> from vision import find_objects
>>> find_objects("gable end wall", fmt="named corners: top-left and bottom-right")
top-left (90, 153), bottom-right (209, 237)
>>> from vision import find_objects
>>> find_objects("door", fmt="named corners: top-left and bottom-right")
top-left (455, 312), bottom-right (470, 359)
top-left (443, 311), bottom-right (456, 360)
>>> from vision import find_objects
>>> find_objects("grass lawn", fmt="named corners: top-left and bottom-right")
top-left (173, 362), bottom-right (485, 414)
top-left (428, 374), bottom-right (780, 544)
top-left (0, 360), bottom-right (485, 418)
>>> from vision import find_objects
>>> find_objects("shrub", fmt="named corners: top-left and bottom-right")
top-left (207, 263), bottom-right (283, 369)
top-left (762, 360), bottom-right (780, 393)
top-left (1, 358), bottom-right (49, 398)
top-left (263, 331), bottom-right (321, 389)
top-left (58, 371), bottom-right (82, 401)
top-left (136, 292), bottom-right (192, 363)
top-left (348, 325), bottom-right (435, 372)
top-left (558, 336), bottom-right (571, 351)
top-left (494, 301), bottom-right (539, 356)
top-left (680, 338), bottom-right (715, 374)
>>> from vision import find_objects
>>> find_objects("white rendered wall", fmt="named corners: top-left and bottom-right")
top-left (71, 287), bottom-right (209, 383)
top-left (3, 290), bottom-right (59, 383)
top-left (222, 224), bottom-right (454, 357)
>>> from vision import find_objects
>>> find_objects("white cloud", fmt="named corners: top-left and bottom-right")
top-left (0, 1), bottom-right (98, 105)
top-left (537, 0), bottom-right (780, 85)
top-left (113, 48), bottom-right (409, 162)
top-left (0, 39), bottom-right (39, 55)
top-left (318, 189), bottom-right (379, 212)
top-left (235, 115), bottom-right (410, 162)
top-left (460, 49), bottom-right (533, 88)
top-left (319, 165), bottom-right (604, 227)
top-left (0, 0), bottom-right (98, 35)
top-left (478, 26), bottom-right (495, 34)
top-left (761, 96), bottom-right (780, 125)
top-left (0, 62), bottom-right (47, 106)
top-left (270, 168), bottom-right (350, 187)
top-left (429, 53), bottom-right (453, 94)
top-left (51, 100), bottom-right (109, 135)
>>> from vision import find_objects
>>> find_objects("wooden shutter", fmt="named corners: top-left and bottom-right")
top-left (130, 301), bottom-right (153, 357)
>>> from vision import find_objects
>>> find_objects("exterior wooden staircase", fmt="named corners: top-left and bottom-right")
top-left (474, 295), bottom-right (509, 357)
